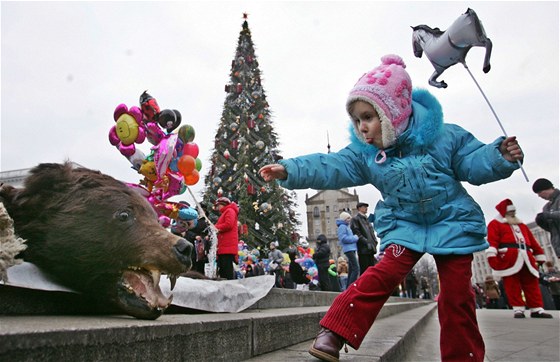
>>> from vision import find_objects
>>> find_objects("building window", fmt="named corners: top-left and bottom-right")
top-left (326, 206), bottom-right (330, 213)
top-left (313, 207), bottom-right (320, 218)
top-left (333, 205), bottom-right (338, 213)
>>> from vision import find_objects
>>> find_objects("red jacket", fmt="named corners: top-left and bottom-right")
top-left (486, 217), bottom-right (546, 278)
top-left (215, 203), bottom-right (239, 255)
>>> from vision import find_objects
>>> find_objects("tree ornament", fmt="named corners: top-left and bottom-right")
top-left (224, 150), bottom-right (230, 159)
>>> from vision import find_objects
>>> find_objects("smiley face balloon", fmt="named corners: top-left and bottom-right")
top-left (116, 113), bottom-right (140, 145)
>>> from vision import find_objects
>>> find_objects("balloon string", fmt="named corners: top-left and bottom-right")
top-left (463, 65), bottom-right (529, 182)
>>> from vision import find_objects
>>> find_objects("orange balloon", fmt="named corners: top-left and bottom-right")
top-left (184, 169), bottom-right (200, 185)
top-left (178, 155), bottom-right (196, 176)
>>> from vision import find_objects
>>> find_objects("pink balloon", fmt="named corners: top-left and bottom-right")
top-left (108, 125), bottom-right (120, 146)
top-left (158, 215), bottom-right (171, 227)
top-left (119, 143), bottom-right (136, 157)
top-left (182, 142), bottom-right (199, 158)
top-left (113, 103), bottom-right (128, 121)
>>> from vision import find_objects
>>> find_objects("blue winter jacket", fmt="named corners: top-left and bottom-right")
top-left (336, 219), bottom-right (358, 253)
top-left (278, 89), bottom-right (520, 255)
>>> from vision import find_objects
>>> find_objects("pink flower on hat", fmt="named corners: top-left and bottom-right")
top-left (347, 54), bottom-right (413, 149)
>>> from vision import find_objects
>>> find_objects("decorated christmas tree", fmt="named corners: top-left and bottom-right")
top-left (201, 14), bottom-right (300, 250)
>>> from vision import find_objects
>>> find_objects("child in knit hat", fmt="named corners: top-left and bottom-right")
top-left (260, 54), bottom-right (524, 362)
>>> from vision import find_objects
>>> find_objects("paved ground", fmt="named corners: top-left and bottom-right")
top-left (405, 309), bottom-right (560, 362)
top-left (246, 309), bottom-right (560, 362)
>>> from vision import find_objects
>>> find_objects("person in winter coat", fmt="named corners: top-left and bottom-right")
top-left (259, 54), bottom-right (524, 362)
top-left (336, 212), bottom-right (359, 286)
top-left (542, 261), bottom-right (560, 310)
top-left (483, 275), bottom-right (501, 309)
top-left (268, 242), bottom-right (285, 288)
top-left (486, 199), bottom-right (552, 319)
top-left (182, 205), bottom-right (211, 275)
top-left (351, 202), bottom-right (378, 274)
top-left (288, 249), bottom-right (310, 290)
top-left (328, 259), bottom-right (341, 292)
top-left (214, 197), bottom-right (239, 280)
top-left (313, 234), bottom-right (333, 292)
top-left (532, 178), bottom-right (560, 260)
top-left (337, 256), bottom-right (349, 292)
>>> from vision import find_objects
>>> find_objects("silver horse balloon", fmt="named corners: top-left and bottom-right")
top-left (412, 8), bottom-right (492, 88)
top-left (412, 8), bottom-right (528, 182)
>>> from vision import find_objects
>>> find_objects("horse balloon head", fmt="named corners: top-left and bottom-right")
top-left (411, 8), bottom-right (492, 88)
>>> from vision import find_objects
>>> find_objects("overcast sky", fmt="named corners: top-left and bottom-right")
top-left (1, 1), bottom-right (558, 237)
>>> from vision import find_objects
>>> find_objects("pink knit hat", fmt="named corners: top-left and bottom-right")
top-left (347, 54), bottom-right (413, 149)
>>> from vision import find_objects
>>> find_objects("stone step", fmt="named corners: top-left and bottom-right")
top-left (243, 302), bottom-right (437, 361)
top-left (0, 293), bottom-right (433, 361)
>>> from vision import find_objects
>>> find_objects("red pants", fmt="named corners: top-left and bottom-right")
top-left (502, 265), bottom-right (543, 309)
top-left (320, 244), bottom-right (485, 361)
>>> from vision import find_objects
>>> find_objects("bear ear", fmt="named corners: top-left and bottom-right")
top-left (0, 183), bottom-right (19, 209)
top-left (23, 162), bottom-right (75, 196)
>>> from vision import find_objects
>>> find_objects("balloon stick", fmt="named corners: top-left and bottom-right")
top-left (186, 186), bottom-right (215, 228)
top-left (463, 64), bottom-right (529, 182)
top-left (186, 186), bottom-right (218, 278)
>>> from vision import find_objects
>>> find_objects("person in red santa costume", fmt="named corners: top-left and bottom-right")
top-left (486, 199), bottom-right (553, 318)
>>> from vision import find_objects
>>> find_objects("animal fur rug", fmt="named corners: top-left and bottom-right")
top-left (0, 202), bottom-right (27, 283)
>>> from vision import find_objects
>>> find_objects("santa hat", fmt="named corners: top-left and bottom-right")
top-left (347, 54), bottom-right (413, 149)
top-left (495, 199), bottom-right (516, 217)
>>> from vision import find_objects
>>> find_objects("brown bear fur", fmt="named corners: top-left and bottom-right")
top-left (0, 162), bottom-right (193, 319)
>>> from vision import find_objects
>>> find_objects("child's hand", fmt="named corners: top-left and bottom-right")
top-left (499, 136), bottom-right (524, 162)
top-left (259, 164), bottom-right (288, 182)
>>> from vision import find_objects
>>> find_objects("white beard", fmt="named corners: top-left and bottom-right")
top-left (505, 215), bottom-right (523, 225)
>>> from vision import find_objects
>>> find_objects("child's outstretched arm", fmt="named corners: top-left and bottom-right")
top-left (259, 164), bottom-right (287, 182)
top-left (499, 136), bottom-right (524, 162)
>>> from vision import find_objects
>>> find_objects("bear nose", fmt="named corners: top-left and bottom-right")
top-left (173, 238), bottom-right (193, 264)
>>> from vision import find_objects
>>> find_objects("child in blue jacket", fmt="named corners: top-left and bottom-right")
top-left (336, 212), bottom-right (359, 286)
top-left (259, 54), bottom-right (523, 362)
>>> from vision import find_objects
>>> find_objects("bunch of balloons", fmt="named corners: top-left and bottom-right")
top-left (109, 91), bottom-right (203, 226)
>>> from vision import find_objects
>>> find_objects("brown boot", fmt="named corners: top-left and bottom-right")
top-left (309, 327), bottom-right (345, 362)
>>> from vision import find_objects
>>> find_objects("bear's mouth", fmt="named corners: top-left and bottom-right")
top-left (116, 266), bottom-right (178, 320)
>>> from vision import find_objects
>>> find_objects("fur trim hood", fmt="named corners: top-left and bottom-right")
top-left (349, 88), bottom-right (443, 157)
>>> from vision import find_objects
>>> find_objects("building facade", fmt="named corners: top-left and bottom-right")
top-left (304, 188), bottom-right (364, 262)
